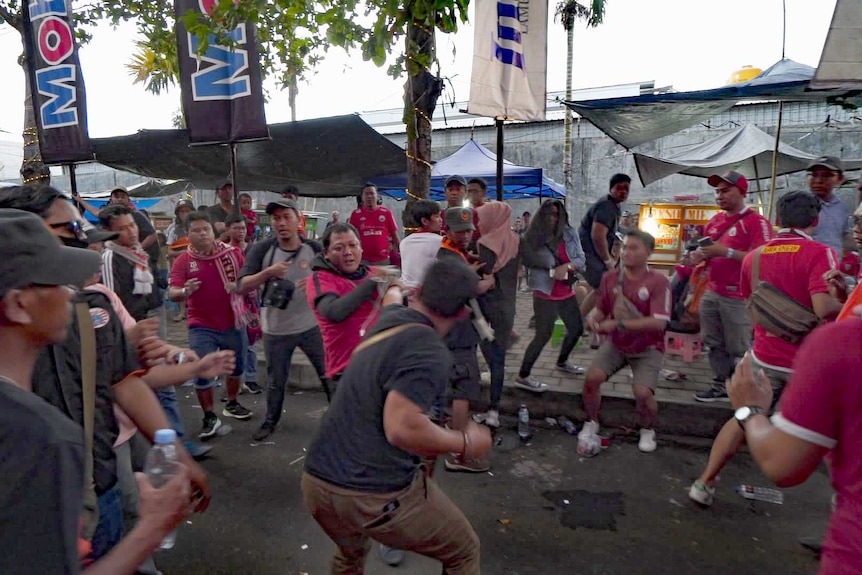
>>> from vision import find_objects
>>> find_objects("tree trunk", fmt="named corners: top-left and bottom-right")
top-left (401, 20), bottom-right (443, 233)
top-left (19, 28), bottom-right (51, 187)
top-left (562, 19), bottom-right (573, 202)
top-left (288, 71), bottom-right (298, 122)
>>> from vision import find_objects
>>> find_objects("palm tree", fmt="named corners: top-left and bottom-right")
top-left (554, 0), bottom-right (606, 199)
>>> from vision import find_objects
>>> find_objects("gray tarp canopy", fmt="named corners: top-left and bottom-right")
top-left (91, 115), bottom-right (406, 197)
top-left (634, 124), bottom-right (862, 186)
top-left (563, 59), bottom-right (862, 150)
top-left (811, 0), bottom-right (862, 91)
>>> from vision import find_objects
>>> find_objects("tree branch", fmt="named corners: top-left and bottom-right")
top-left (0, 2), bottom-right (22, 31)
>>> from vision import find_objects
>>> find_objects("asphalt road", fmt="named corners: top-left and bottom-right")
top-left (154, 387), bottom-right (829, 575)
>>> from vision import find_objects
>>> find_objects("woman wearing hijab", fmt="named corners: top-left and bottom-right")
top-left (473, 202), bottom-right (521, 428)
top-left (516, 199), bottom-right (587, 392)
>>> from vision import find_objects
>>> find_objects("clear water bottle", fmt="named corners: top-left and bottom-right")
top-left (517, 405), bottom-right (531, 441)
top-left (557, 416), bottom-right (578, 435)
top-left (144, 429), bottom-right (181, 549)
top-left (735, 485), bottom-right (784, 505)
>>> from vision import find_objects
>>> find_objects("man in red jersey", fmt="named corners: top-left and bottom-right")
top-left (692, 171), bottom-right (772, 402)
top-left (689, 191), bottom-right (844, 506)
top-left (349, 183), bottom-right (400, 266)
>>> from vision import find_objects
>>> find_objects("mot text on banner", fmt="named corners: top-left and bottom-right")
top-left (175, 0), bottom-right (269, 145)
top-left (467, 0), bottom-right (548, 121)
top-left (22, 0), bottom-right (92, 164)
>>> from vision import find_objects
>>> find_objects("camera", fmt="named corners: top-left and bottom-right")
top-left (262, 277), bottom-right (295, 310)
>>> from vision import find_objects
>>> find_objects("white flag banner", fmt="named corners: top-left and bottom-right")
top-left (467, 0), bottom-right (548, 121)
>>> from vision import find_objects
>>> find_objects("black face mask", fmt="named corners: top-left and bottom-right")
top-left (60, 236), bottom-right (89, 250)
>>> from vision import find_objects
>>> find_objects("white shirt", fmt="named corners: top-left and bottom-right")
top-left (399, 232), bottom-right (443, 288)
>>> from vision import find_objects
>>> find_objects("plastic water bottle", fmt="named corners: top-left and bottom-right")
top-left (517, 405), bottom-right (531, 441)
top-left (557, 416), bottom-right (578, 435)
top-left (735, 485), bottom-right (784, 505)
top-left (144, 429), bottom-right (181, 549)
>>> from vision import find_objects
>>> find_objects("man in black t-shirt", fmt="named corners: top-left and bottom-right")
top-left (579, 173), bottom-right (630, 314)
top-left (303, 258), bottom-right (491, 574)
top-left (0, 209), bottom-right (190, 575)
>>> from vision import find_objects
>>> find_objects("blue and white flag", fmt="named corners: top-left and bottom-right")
top-left (468, 0), bottom-right (549, 121)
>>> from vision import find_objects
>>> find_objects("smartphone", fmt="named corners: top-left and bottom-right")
top-left (697, 237), bottom-right (714, 247)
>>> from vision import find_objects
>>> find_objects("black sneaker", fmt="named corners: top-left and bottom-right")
top-left (223, 401), bottom-right (252, 420)
top-left (693, 385), bottom-right (730, 402)
top-left (252, 423), bottom-right (275, 441)
top-left (199, 412), bottom-right (222, 439)
top-left (243, 381), bottom-right (263, 394)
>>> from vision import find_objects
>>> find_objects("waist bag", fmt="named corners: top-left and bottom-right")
top-left (746, 247), bottom-right (822, 344)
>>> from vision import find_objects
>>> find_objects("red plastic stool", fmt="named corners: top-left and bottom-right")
top-left (664, 331), bottom-right (703, 363)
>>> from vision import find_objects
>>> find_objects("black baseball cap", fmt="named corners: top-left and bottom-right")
top-left (445, 175), bottom-right (468, 187)
top-left (265, 199), bottom-right (300, 216)
top-left (419, 258), bottom-right (479, 318)
top-left (807, 155), bottom-right (844, 173)
top-left (0, 209), bottom-right (101, 296)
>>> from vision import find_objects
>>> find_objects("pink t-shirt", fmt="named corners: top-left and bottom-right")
top-left (86, 283), bottom-right (138, 448)
top-left (305, 269), bottom-right (381, 378)
top-left (703, 208), bottom-right (772, 299)
top-left (349, 206), bottom-right (398, 263)
top-left (170, 250), bottom-right (241, 331)
top-left (771, 320), bottom-right (862, 575)
top-left (740, 231), bottom-right (836, 370)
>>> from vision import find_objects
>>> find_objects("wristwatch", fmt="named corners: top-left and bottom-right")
top-left (735, 406), bottom-right (766, 429)
top-left (726, 248), bottom-right (736, 259)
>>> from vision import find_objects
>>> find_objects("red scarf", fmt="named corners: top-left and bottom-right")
top-left (188, 241), bottom-right (255, 329)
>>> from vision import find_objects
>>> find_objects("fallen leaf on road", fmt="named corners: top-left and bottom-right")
top-left (498, 519), bottom-right (511, 525)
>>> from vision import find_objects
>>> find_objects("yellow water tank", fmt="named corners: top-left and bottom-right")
top-left (726, 65), bottom-right (763, 85)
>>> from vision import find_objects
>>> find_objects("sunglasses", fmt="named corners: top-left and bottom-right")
top-left (49, 220), bottom-right (88, 242)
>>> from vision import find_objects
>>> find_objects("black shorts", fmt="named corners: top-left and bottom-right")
top-left (584, 257), bottom-right (606, 289)
top-left (448, 347), bottom-right (480, 401)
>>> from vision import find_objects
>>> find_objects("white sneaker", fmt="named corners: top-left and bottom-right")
top-left (485, 409), bottom-right (500, 428)
top-left (638, 428), bottom-right (657, 453)
top-left (578, 420), bottom-right (599, 440)
top-left (514, 376), bottom-right (550, 393)
top-left (480, 371), bottom-right (492, 385)
top-left (689, 480), bottom-right (715, 507)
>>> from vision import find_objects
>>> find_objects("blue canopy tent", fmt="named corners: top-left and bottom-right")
top-left (370, 140), bottom-right (565, 201)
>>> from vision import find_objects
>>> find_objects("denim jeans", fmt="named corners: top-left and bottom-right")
top-left (480, 339), bottom-right (507, 410)
top-left (156, 385), bottom-right (186, 441)
top-left (245, 345), bottom-right (258, 384)
top-left (89, 486), bottom-right (124, 560)
top-left (263, 327), bottom-right (326, 426)
top-left (188, 326), bottom-right (248, 389)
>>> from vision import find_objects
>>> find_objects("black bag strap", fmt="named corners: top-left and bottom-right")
top-left (713, 210), bottom-right (754, 243)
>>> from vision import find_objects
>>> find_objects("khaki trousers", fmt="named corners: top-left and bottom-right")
top-left (301, 471), bottom-right (480, 574)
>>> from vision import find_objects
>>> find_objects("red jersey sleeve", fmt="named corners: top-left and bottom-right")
top-left (748, 215), bottom-right (773, 250)
top-left (387, 209), bottom-right (399, 235)
top-left (772, 322), bottom-right (844, 448)
top-left (808, 245), bottom-right (836, 296)
top-left (649, 274), bottom-right (672, 321)
top-left (170, 252), bottom-right (188, 288)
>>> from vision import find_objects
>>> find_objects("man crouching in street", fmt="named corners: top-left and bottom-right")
top-left (302, 258), bottom-right (492, 574)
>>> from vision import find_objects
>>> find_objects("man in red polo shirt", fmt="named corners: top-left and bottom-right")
top-left (582, 229), bottom-right (671, 453)
top-left (348, 183), bottom-right (400, 266)
top-left (692, 171), bottom-right (772, 402)
top-left (689, 191), bottom-right (844, 506)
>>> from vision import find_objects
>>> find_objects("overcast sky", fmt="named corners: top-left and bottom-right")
top-left (0, 0), bottom-right (837, 142)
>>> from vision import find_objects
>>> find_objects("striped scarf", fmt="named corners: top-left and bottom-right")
top-left (188, 241), bottom-right (255, 329)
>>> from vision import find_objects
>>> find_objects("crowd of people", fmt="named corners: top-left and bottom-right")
top-left (1, 157), bottom-right (861, 574)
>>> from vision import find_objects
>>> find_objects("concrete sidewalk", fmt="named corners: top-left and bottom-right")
top-left (165, 292), bottom-right (734, 438)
